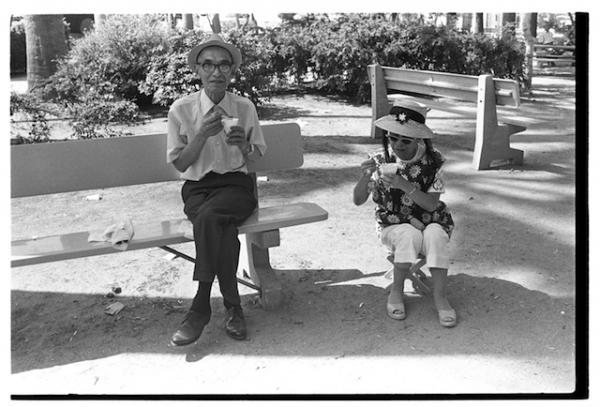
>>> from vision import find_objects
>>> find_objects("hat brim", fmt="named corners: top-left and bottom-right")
top-left (188, 40), bottom-right (242, 72)
top-left (374, 115), bottom-right (434, 139)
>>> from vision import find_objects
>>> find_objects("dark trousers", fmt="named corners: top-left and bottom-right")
top-left (181, 172), bottom-right (257, 306)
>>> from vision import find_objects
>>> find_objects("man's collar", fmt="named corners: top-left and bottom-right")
top-left (200, 89), bottom-right (233, 116)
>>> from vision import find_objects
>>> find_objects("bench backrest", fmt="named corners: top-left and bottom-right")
top-left (368, 64), bottom-right (521, 140)
top-left (11, 122), bottom-right (302, 198)
top-left (369, 64), bottom-right (520, 107)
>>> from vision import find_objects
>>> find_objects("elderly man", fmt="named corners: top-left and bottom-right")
top-left (166, 34), bottom-right (267, 346)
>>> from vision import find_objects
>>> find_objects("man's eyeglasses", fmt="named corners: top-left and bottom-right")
top-left (386, 134), bottom-right (415, 145)
top-left (197, 61), bottom-right (233, 74)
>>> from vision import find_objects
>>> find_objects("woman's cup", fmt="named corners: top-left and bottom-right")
top-left (379, 163), bottom-right (398, 190)
top-left (379, 163), bottom-right (399, 178)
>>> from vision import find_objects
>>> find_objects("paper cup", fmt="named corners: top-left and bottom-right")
top-left (221, 117), bottom-right (239, 134)
top-left (379, 163), bottom-right (399, 177)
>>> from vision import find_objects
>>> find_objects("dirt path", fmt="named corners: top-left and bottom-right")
top-left (10, 75), bottom-right (578, 396)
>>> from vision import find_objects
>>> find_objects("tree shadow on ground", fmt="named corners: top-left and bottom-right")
top-left (11, 268), bottom-right (574, 373)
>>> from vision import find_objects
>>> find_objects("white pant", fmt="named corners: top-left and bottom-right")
top-left (380, 223), bottom-right (450, 270)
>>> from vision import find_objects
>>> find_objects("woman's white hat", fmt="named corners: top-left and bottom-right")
top-left (187, 33), bottom-right (242, 71)
top-left (374, 99), bottom-right (434, 139)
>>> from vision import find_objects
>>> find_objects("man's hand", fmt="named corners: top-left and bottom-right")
top-left (199, 110), bottom-right (224, 139)
top-left (225, 125), bottom-right (251, 153)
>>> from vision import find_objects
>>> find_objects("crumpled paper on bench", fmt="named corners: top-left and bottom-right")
top-left (88, 218), bottom-right (134, 251)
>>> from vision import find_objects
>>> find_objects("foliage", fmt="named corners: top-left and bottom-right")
top-left (29, 15), bottom-right (168, 138)
top-left (10, 92), bottom-right (51, 143)
top-left (66, 94), bottom-right (142, 139)
top-left (43, 14), bottom-right (170, 106)
top-left (307, 14), bottom-right (404, 101)
top-left (142, 27), bottom-right (280, 106)
top-left (296, 15), bottom-right (525, 102)
top-left (140, 29), bottom-right (206, 106)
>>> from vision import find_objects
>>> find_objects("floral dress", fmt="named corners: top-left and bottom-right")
top-left (367, 147), bottom-right (454, 238)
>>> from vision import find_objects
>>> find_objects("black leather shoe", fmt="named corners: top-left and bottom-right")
top-left (224, 307), bottom-right (247, 340)
top-left (171, 309), bottom-right (211, 346)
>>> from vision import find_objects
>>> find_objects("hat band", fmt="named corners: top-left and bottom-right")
top-left (389, 106), bottom-right (425, 124)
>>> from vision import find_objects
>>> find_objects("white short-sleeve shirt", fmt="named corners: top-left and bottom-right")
top-left (166, 90), bottom-right (267, 181)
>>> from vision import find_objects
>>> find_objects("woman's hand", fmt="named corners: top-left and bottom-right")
top-left (360, 158), bottom-right (377, 177)
top-left (381, 173), bottom-right (414, 192)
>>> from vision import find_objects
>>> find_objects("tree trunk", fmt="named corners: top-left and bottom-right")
top-left (183, 14), bottom-right (194, 30)
top-left (502, 13), bottom-right (516, 30)
top-left (94, 14), bottom-right (107, 30)
top-left (521, 13), bottom-right (537, 91)
top-left (446, 13), bottom-right (458, 29)
top-left (475, 13), bottom-right (484, 33)
top-left (501, 13), bottom-right (517, 38)
top-left (210, 14), bottom-right (221, 33)
top-left (461, 13), bottom-right (473, 31)
top-left (24, 14), bottom-right (68, 93)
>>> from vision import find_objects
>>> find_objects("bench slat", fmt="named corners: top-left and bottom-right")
top-left (11, 122), bottom-right (303, 198)
top-left (388, 94), bottom-right (536, 127)
top-left (382, 67), bottom-right (520, 107)
top-left (11, 202), bottom-right (328, 267)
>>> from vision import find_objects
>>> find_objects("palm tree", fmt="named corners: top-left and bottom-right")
top-left (24, 14), bottom-right (68, 93)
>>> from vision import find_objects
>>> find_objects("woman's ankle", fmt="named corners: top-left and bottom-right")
top-left (389, 280), bottom-right (405, 297)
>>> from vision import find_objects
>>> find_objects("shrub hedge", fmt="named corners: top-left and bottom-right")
top-left (142, 14), bottom-right (526, 106)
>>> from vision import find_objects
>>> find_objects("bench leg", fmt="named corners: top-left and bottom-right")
top-left (160, 245), bottom-right (261, 292)
top-left (238, 232), bottom-right (283, 310)
top-left (473, 75), bottom-right (527, 170)
top-left (473, 123), bottom-right (526, 170)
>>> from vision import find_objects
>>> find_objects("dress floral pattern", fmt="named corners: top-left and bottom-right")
top-left (368, 148), bottom-right (454, 238)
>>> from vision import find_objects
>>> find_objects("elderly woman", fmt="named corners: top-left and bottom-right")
top-left (353, 99), bottom-right (457, 328)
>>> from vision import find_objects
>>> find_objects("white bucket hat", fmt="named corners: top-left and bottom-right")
top-left (374, 99), bottom-right (434, 139)
top-left (187, 33), bottom-right (242, 72)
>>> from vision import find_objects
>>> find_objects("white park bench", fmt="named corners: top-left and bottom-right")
top-left (11, 122), bottom-right (328, 309)
top-left (368, 64), bottom-right (531, 170)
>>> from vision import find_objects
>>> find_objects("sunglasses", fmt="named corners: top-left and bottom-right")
top-left (386, 134), bottom-right (416, 145)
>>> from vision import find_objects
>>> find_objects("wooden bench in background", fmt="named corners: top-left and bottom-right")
top-left (533, 44), bottom-right (576, 67)
top-left (11, 122), bottom-right (328, 309)
top-left (368, 64), bottom-right (530, 170)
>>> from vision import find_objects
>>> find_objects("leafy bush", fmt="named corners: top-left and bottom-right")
top-left (43, 14), bottom-right (170, 106)
top-left (29, 14), bottom-right (168, 138)
top-left (277, 14), bottom-right (526, 102)
top-left (307, 15), bottom-right (404, 101)
top-left (10, 92), bottom-right (51, 143)
top-left (139, 29), bottom-right (206, 106)
top-left (65, 93), bottom-right (142, 139)
top-left (226, 27), bottom-right (280, 104)
top-left (142, 27), bottom-right (280, 107)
